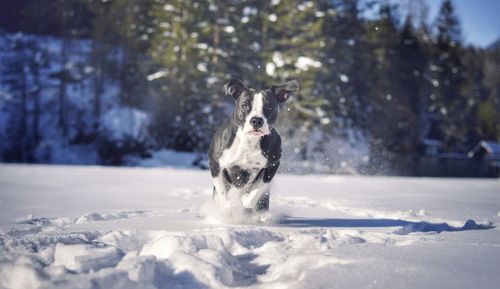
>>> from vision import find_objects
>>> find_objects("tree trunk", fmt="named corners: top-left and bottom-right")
top-left (92, 42), bottom-right (103, 132)
top-left (33, 57), bottom-right (41, 151)
top-left (59, 38), bottom-right (68, 137)
top-left (20, 60), bottom-right (28, 162)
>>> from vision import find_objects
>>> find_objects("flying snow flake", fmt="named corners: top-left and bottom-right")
top-left (214, 48), bottom-right (228, 57)
top-left (272, 52), bottom-right (285, 67)
top-left (224, 26), bottom-right (235, 33)
top-left (431, 79), bottom-right (439, 87)
top-left (320, 118), bottom-right (331, 125)
top-left (271, 0), bottom-right (281, 5)
top-left (84, 66), bottom-right (94, 74)
top-left (347, 39), bottom-right (355, 46)
top-left (315, 11), bottom-right (325, 17)
top-left (298, 1), bottom-right (314, 11)
top-left (209, 3), bottom-right (218, 11)
top-left (163, 4), bottom-right (175, 11)
top-left (147, 70), bottom-right (168, 81)
top-left (251, 42), bottom-right (261, 52)
top-left (315, 107), bottom-right (326, 118)
top-left (241, 16), bottom-right (250, 23)
top-left (440, 107), bottom-right (448, 115)
top-left (339, 74), bottom-right (349, 83)
top-left (197, 63), bottom-right (208, 72)
top-left (295, 56), bottom-right (321, 71)
top-left (266, 63), bottom-right (276, 76)
top-left (243, 6), bottom-right (257, 16)
top-left (268, 14), bottom-right (278, 22)
top-left (206, 77), bottom-right (218, 85)
top-left (202, 105), bottom-right (211, 114)
top-left (196, 43), bottom-right (209, 50)
top-left (386, 94), bottom-right (392, 101)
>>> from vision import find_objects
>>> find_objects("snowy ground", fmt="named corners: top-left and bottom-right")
top-left (0, 164), bottom-right (499, 289)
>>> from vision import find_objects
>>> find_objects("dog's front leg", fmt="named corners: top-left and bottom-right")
top-left (241, 162), bottom-right (279, 210)
top-left (241, 179), bottom-right (270, 209)
top-left (210, 161), bottom-right (232, 208)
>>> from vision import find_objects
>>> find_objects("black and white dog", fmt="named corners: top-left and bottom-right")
top-left (208, 78), bottom-right (300, 213)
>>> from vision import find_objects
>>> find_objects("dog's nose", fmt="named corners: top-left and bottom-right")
top-left (250, 117), bottom-right (264, 129)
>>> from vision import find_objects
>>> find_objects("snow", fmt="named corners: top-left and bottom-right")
top-left (295, 56), bottom-right (322, 71)
top-left (101, 107), bottom-right (150, 142)
top-left (268, 14), bottom-right (278, 22)
top-left (272, 52), bottom-right (286, 67)
top-left (265, 63), bottom-right (276, 76)
top-left (124, 149), bottom-right (206, 168)
top-left (339, 74), bottom-right (350, 82)
top-left (0, 164), bottom-right (499, 289)
top-left (146, 70), bottom-right (168, 81)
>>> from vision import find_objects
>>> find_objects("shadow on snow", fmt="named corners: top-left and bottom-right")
top-left (278, 217), bottom-right (495, 235)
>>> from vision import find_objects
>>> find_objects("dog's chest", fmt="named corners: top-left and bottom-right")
top-left (219, 130), bottom-right (267, 172)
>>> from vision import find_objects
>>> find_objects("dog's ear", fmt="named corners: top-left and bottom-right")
top-left (270, 79), bottom-right (301, 103)
top-left (224, 78), bottom-right (245, 100)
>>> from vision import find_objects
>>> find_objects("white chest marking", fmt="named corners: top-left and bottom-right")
top-left (219, 128), bottom-right (267, 172)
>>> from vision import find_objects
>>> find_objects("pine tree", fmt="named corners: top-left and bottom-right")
top-left (480, 45), bottom-right (500, 141)
top-left (320, 0), bottom-right (373, 129)
top-left (148, 0), bottom-right (216, 151)
top-left (367, 3), bottom-right (418, 154)
top-left (1, 37), bottom-right (29, 161)
top-left (431, 0), bottom-right (467, 151)
top-left (397, 16), bottom-right (429, 151)
top-left (260, 0), bottom-right (328, 160)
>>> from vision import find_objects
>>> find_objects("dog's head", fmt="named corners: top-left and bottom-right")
top-left (224, 79), bottom-right (300, 136)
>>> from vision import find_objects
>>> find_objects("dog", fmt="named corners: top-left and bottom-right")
top-left (208, 78), bottom-right (300, 213)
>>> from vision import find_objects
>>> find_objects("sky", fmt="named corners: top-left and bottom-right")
top-left (425, 0), bottom-right (500, 47)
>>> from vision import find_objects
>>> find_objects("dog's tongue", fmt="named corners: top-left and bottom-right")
top-left (249, 130), bottom-right (265, 136)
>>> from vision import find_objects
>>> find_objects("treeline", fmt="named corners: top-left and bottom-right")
top-left (0, 0), bottom-right (499, 172)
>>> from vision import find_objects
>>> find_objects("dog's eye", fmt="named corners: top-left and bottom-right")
top-left (241, 103), bottom-right (249, 110)
top-left (266, 105), bottom-right (274, 111)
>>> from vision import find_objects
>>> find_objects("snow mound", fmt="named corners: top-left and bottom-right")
top-left (75, 211), bottom-right (149, 225)
top-left (396, 219), bottom-right (494, 235)
top-left (53, 243), bottom-right (123, 272)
